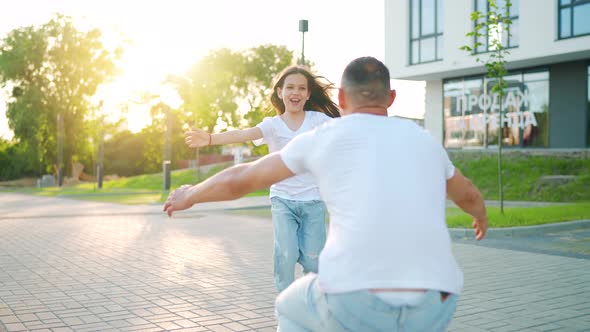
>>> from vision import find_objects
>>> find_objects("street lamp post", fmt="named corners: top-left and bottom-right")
top-left (299, 19), bottom-right (308, 66)
top-left (97, 115), bottom-right (104, 189)
top-left (160, 88), bottom-right (182, 191)
top-left (163, 105), bottom-right (172, 191)
top-left (57, 112), bottom-right (64, 187)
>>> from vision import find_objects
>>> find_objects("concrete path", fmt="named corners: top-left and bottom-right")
top-left (1, 193), bottom-right (589, 332)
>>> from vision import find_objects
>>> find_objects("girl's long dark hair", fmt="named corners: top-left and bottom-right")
top-left (270, 65), bottom-right (340, 118)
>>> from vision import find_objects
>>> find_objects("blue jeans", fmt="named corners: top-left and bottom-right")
top-left (276, 274), bottom-right (458, 332)
top-left (271, 197), bottom-right (327, 292)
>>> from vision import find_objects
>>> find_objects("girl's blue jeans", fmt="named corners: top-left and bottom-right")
top-left (270, 197), bottom-right (327, 292)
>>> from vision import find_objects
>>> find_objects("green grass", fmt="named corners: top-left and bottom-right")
top-left (4, 154), bottom-right (589, 222)
top-left (226, 203), bottom-right (590, 228)
top-left (3, 166), bottom-right (269, 205)
top-left (452, 154), bottom-right (590, 202)
top-left (446, 202), bottom-right (590, 228)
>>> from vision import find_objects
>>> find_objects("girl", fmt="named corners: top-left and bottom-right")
top-left (185, 65), bottom-right (339, 291)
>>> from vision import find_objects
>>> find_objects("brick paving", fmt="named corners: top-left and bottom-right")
top-left (1, 193), bottom-right (589, 331)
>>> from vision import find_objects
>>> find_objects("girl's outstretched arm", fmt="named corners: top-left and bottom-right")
top-left (185, 127), bottom-right (263, 148)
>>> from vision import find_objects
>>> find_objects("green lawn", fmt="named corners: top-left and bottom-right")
top-left (3, 154), bottom-right (588, 223)
top-left (451, 154), bottom-right (590, 202)
top-left (226, 203), bottom-right (590, 229)
top-left (3, 167), bottom-right (269, 205)
top-left (446, 203), bottom-right (590, 228)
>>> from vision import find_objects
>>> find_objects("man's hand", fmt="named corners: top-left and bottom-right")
top-left (472, 217), bottom-right (488, 241)
top-left (185, 128), bottom-right (210, 148)
top-left (163, 185), bottom-right (195, 217)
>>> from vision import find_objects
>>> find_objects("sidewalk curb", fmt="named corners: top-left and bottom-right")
top-left (449, 219), bottom-right (590, 239)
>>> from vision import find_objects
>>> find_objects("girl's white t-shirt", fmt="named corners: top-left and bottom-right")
top-left (255, 111), bottom-right (332, 201)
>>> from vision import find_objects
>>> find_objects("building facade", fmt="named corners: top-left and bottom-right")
top-left (385, 0), bottom-right (590, 149)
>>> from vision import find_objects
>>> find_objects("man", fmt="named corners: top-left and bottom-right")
top-left (164, 57), bottom-right (488, 331)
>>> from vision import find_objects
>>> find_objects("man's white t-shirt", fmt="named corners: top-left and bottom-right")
top-left (280, 114), bottom-right (464, 295)
top-left (255, 111), bottom-right (332, 201)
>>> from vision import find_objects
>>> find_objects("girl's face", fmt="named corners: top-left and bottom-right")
top-left (277, 73), bottom-right (311, 114)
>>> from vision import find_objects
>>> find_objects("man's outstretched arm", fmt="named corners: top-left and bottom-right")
top-left (447, 168), bottom-right (488, 240)
top-left (163, 153), bottom-right (294, 216)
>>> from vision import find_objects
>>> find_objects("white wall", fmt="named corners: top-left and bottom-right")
top-left (385, 0), bottom-right (590, 81)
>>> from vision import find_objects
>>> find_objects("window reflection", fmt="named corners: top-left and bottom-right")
top-left (443, 69), bottom-right (549, 148)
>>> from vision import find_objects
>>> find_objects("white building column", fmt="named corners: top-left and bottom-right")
top-left (424, 79), bottom-right (443, 144)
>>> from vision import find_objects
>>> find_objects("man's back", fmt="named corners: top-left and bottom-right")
top-left (282, 113), bottom-right (463, 294)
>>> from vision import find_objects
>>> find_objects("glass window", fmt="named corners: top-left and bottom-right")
top-left (420, 37), bottom-right (436, 62)
top-left (521, 72), bottom-right (549, 147)
top-left (412, 0), bottom-right (420, 38)
top-left (464, 78), bottom-right (487, 147)
top-left (410, 0), bottom-right (443, 64)
top-left (443, 69), bottom-right (550, 148)
top-left (573, 3), bottom-right (590, 36)
top-left (474, 0), bottom-right (519, 52)
top-left (443, 80), bottom-right (466, 148)
top-left (560, 8), bottom-right (572, 37)
top-left (559, 0), bottom-right (590, 39)
top-left (437, 0), bottom-right (443, 32)
top-left (411, 41), bottom-right (420, 64)
top-left (422, 0), bottom-right (436, 35)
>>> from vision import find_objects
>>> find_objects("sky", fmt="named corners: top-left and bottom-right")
top-left (0, 0), bottom-right (424, 139)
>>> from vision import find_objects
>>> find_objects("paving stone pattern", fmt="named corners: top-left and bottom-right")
top-left (0, 194), bottom-right (589, 331)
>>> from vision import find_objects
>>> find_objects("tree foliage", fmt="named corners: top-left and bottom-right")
top-left (0, 139), bottom-right (37, 180)
top-left (0, 17), bottom-right (297, 180)
top-left (0, 14), bottom-right (122, 176)
top-left (168, 44), bottom-right (294, 156)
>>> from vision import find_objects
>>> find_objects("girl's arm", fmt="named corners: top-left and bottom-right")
top-left (185, 127), bottom-right (263, 148)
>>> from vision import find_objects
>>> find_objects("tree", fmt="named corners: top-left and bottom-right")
top-left (0, 14), bottom-right (122, 178)
top-left (168, 44), bottom-right (295, 157)
top-left (139, 101), bottom-right (192, 174)
top-left (169, 48), bottom-right (247, 134)
top-left (460, 0), bottom-right (513, 213)
top-left (0, 139), bottom-right (36, 180)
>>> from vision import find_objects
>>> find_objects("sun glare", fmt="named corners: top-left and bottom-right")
top-left (87, 1), bottom-right (258, 133)
top-left (127, 105), bottom-right (152, 133)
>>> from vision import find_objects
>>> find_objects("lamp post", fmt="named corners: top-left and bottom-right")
top-left (97, 115), bottom-right (104, 189)
top-left (160, 88), bottom-right (183, 191)
top-left (162, 105), bottom-right (173, 191)
top-left (299, 19), bottom-right (308, 66)
top-left (96, 101), bottom-right (105, 189)
top-left (57, 112), bottom-right (64, 187)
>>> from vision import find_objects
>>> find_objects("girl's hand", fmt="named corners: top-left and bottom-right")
top-left (185, 128), bottom-right (210, 148)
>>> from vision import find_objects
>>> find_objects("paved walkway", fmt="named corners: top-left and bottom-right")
top-left (1, 193), bottom-right (589, 332)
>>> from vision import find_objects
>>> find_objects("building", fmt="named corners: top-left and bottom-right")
top-left (385, 0), bottom-right (590, 149)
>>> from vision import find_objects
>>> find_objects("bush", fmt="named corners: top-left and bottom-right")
top-left (0, 140), bottom-right (36, 181)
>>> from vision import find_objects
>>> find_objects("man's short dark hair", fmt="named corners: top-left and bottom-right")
top-left (341, 57), bottom-right (391, 103)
